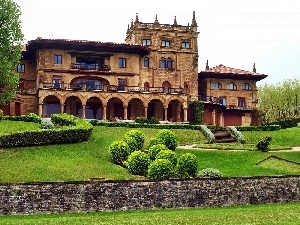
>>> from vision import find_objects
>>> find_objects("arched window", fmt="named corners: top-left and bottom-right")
top-left (162, 81), bottom-right (171, 93)
top-left (160, 57), bottom-right (166, 68)
top-left (242, 83), bottom-right (252, 90)
top-left (227, 82), bottom-right (237, 90)
top-left (144, 57), bottom-right (149, 68)
top-left (211, 81), bottom-right (222, 89)
top-left (167, 58), bottom-right (172, 69)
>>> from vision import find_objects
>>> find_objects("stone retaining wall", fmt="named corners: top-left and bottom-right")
top-left (0, 176), bottom-right (299, 215)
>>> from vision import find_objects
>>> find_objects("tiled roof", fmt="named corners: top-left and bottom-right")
top-left (199, 64), bottom-right (268, 81)
top-left (205, 64), bottom-right (264, 76)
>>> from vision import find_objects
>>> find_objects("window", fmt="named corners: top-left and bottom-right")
top-left (161, 40), bottom-right (171, 47)
top-left (211, 81), bottom-right (222, 89)
top-left (181, 41), bottom-right (190, 48)
top-left (52, 75), bottom-right (62, 89)
top-left (227, 82), bottom-right (237, 90)
top-left (167, 58), bottom-right (172, 69)
top-left (142, 39), bottom-right (151, 46)
top-left (160, 57), bottom-right (166, 68)
top-left (242, 83), bottom-right (252, 90)
top-left (118, 79), bottom-right (127, 91)
top-left (118, 58), bottom-right (126, 68)
top-left (54, 54), bottom-right (62, 64)
top-left (219, 97), bottom-right (227, 106)
top-left (17, 64), bottom-right (25, 73)
top-left (144, 57), bottom-right (149, 68)
top-left (238, 97), bottom-right (246, 107)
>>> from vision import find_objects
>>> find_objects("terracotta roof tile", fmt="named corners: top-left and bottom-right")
top-left (204, 64), bottom-right (265, 76)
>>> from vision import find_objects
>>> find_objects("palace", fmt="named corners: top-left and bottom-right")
top-left (2, 12), bottom-right (267, 126)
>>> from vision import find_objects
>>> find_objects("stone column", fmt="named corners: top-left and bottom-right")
top-left (124, 106), bottom-right (128, 120)
top-left (82, 105), bottom-right (86, 119)
top-left (144, 107), bottom-right (148, 118)
top-left (38, 103), bottom-right (43, 117)
top-left (103, 105), bottom-right (107, 120)
top-left (183, 108), bottom-right (188, 122)
top-left (164, 107), bottom-right (168, 121)
top-left (212, 109), bottom-right (216, 125)
top-left (60, 104), bottom-right (64, 114)
top-left (220, 112), bottom-right (224, 127)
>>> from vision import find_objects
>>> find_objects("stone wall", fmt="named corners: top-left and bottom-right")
top-left (0, 176), bottom-right (299, 215)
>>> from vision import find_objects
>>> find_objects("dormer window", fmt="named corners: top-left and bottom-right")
top-left (142, 39), bottom-right (151, 46)
top-left (161, 40), bottom-right (171, 47)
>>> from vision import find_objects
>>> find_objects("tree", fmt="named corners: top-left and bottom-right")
top-left (258, 78), bottom-right (300, 123)
top-left (0, 0), bottom-right (24, 105)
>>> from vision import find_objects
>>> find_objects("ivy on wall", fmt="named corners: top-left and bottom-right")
top-left (190, 100), bottom-right (204, 125)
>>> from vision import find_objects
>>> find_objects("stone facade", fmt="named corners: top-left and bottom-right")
top-left (0, 176), bottom-right (299, 215)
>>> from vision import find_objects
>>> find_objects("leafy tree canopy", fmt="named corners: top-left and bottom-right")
top-left (0, 0), bottom-right (24, 105)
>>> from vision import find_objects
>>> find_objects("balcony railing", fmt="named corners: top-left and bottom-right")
top-left (199, 95), bottom-right (252, 110)
top-left (39, 82), bottom-right (185, 95)
top-left (70, 63), bottom-right (110, 71)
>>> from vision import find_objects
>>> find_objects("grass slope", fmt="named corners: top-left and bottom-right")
top-left (0, 124), bottom-right (299, 183)
top-left (1, 203), bottom-right (299, 225)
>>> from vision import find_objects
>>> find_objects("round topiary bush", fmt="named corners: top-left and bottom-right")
top-left (148, 144), bottom-right (169, 161)
top-left (256, 135), bottom-right (272, 152)
top-left (197, 168), bottom-right (223, 178)
top-left (41, 119), bottom-right (54, 129)
top-left (155, 150), bottom-right (177, 168)
top-left (148, 116), bottom-right (159, 124)
top-left (176, 153), bottom-right (198, 178)
top-left (127, 151), bottom-right (150, 175)
top-left (109, 140), bottom-right (130, 165)
top-left (156, 129), bottom-right (178, 151)
top-left (124, 130), bottom-right (145, 150)
top-left (148, 159), bottom-right (174, 179)
top-left (147, 137), bottom-right (164, 150)
top-left (123, 136), bottom-right (139, 154)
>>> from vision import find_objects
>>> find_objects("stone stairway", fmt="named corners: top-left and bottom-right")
top-left (212, 130), bottom-right (237, 143)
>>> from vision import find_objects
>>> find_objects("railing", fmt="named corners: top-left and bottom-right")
top-left (70, 63), bottom-right (110, 71)
top-left (39, 83), bottom-right (185, 95)
top-left (199, 95), bottom-right (252, 110)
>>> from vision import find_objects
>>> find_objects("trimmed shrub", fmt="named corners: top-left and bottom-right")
top-left (135, 116), bottom-right (149, 124)
top-left (148, 144), bottom-right (169, 161)
top-left (199, 125), bottom-right (215, 143)
top-left (148, 116), bottom-right (159, 124)
top-left (156, 129), bottom-right (178, 151)
top-left (127, 151), bottom-right (150, 175)
top-left (41, 119), bottom-right (54, 129)
top-left (147, 137), bottom-right (164, 150)
top-left (198, 168), bottom-right (223, 178)
top-left (148, 159), bottom-right (174, 179)
top-left (124, 130), bottom-right (145, 150)
top-left (26, 113), bottom-right (42, 123)
top-left (256, 135), bottom-right (272, 152)
top-left (176, 153), bottom-right (198, 178)
top-left (155, 150), bottom-right (177, 168)
top-left (109, 140), bottom-right (130, 165)
top-left (227, 126), bottom-right (245, 144)
top-left (190, 100), bottom-right (204, 125)
top-left (123, 136), bottom-right (139, 154)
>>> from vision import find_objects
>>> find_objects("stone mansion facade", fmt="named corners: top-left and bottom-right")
top-left (1, 12), bottom-right (267, 126)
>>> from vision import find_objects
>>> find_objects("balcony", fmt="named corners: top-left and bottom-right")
top-left (199, 95), bottom-right (252, 110)
top-left (39, 82), bottom-right (184, 95)
top-left (70, 63), bottom-right (110, 71)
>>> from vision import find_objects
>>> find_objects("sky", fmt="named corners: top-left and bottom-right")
top-left (14, 0), bottom-right (300, 85)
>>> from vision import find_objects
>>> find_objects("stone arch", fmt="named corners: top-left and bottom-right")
top-left (128, 98), bottom-right (145, 120)
top-left (41, 95), bottom-right (61, 117)
top-left (167, 99), bottom-right (184, 122)
top-left (85, 96), bottom-right (104, 120)
top-left (64, 96), bottom-right (83, 118)
top-left (39, 92), bottom-right (63, 105)
top-left (107, 97), bottom-right (124, 120)
top-left (147, 98), bottom-right (164, 121)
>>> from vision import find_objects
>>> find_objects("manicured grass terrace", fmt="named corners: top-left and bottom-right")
top-left (0, 122), bottom-right (299, 183)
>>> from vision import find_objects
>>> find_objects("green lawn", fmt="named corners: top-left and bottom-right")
top-left (0, 124), bottom-right (299, 183)
top-left (1, 203), bottom-right (299, 225)
top-left (0, 120), bottom-right (41, 134)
